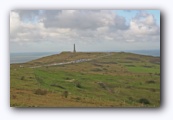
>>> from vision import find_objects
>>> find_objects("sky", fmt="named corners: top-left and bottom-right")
top-left (10, 10), bottom-right (160, 53)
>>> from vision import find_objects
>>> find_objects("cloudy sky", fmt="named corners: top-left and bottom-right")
top-left (10, 10), bottom-right (160, 53)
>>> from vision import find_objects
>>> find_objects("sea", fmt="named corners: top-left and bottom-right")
top-left (10, 50), bottom-right (160, 64)
top-left (126, 50), bottom-right (160, 57)
top-left (10, 52), bottom-right (58, 64)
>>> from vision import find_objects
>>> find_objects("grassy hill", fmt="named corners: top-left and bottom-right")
top-left (10, 52), bottom-right (160, 107)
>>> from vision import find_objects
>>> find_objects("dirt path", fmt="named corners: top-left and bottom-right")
top-left (29, 53), bottom-right (113, 68)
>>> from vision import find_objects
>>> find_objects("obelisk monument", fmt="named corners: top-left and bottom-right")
top-left (73, 44), bottom-right (76, 53)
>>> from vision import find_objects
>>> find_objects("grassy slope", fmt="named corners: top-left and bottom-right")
top-left (10, 52), bottom-right (160, 107)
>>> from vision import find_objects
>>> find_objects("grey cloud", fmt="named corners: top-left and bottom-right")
top-left (42, 10), bottom-right (128, 31)
top-left (10, 10), bottom-right (160, 51)
top-left (14, 10), bottom-right (41, 22)
top-left (109, 15), bottom-right (129, 31)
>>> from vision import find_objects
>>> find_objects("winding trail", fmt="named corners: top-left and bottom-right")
top-left (29, 53), bottom-right (113, 69)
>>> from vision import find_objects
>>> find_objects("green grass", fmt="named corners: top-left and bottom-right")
top-left (126, 65), bottom-right (160, 73)
top-left (10, 52), bottom-right (160, 107)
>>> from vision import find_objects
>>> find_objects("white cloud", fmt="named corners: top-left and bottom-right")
top-left (10, 11), bottom-right (21, 34)
top-left (10, 10), bottom-right (160, 52)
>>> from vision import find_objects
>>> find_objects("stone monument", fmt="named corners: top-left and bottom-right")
top-left (73, 44), bottom-right (76, 53)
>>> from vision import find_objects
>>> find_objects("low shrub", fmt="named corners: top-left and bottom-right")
top-left (91, 68), bottom-right (102, 72)
top-left (98, 82), bottom-right (107, 89)
top-left (146, 80), bottom-right (156, 84)
top-left (65, 77), bottom-right (71, 80)
top-left (20, 76), bottom-right (25, 80)
top-left (138, 98), bottom-right (150, 104)
top-left (73, 97), bottom-right (81, 101)
top-left (50, 84), bottom-right (65, 89)
top-left (75, 82), bottom-right (82, 88)
top-left (34, 89), bottom-right (47, 95)
top-left (62, 91), bottom-right (68, 98)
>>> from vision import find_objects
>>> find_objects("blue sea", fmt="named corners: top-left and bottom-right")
top-left (10, 52), bottom-right (58, 64)
top-left (126, 50), bottom-right (160, 57)
top-left (10, 50), bottom-right (160, 64)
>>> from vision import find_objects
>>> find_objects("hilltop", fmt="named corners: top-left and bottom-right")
top-left (10, 52), bottom-right (160, 107)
